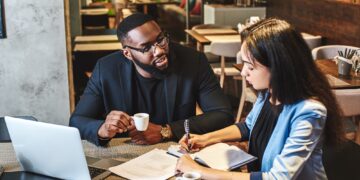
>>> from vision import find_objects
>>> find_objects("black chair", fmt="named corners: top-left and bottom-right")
top-left (322, 140), bottom-right (360, 180)
top-left (82, 28), bottom-right (116, 36)
top-left (0, 116), bottom-right (38, 142)
top-left (81, 13), bottom-right (109, 31)
top-left (81, 5), bottom-right (106, 9)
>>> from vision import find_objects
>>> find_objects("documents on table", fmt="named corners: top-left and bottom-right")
top-left (109, 148), bottom-right (177, 180)
top-left (168, 143), bottom-right (257, 171)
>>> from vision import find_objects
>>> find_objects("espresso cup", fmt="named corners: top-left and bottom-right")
top-left (175, 171), bottom-right (201, 180)
top-left (132, 113), bottom-right (149, 131)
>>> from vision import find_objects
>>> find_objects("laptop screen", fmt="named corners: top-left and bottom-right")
top-left (5, 116), bottom-right (92, 180)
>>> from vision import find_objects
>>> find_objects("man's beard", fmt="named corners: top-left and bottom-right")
top-left (132, 57), bottom-right (170, 80)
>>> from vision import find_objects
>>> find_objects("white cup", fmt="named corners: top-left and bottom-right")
top-left (175, 171), bottom-right (201, 180)
top-left (132, 113), bottom-right (149, 131)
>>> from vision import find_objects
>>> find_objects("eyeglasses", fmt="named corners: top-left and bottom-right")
top-left (123, 31), bottom-right (169, 54)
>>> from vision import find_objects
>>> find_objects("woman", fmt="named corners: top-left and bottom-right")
top-left (176, 18), bottom-right (344, 179)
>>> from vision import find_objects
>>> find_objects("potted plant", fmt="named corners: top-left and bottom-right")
top-left (334, 48), bottom-right (359, 77)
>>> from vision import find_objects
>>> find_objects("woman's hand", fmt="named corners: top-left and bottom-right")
top-left (176, 154), bottom-right (203, 173)
top-left (178, 133), bottom-right (214, 152)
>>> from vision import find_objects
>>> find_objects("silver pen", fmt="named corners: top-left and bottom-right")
top-left (184, 119), bottom-right (191, 152)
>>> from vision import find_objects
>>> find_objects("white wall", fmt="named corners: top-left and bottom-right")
top-left (0, 0), bottom-right (70, 125)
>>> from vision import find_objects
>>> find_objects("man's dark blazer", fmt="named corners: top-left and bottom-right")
top-left (70, 42), bottom-right (234, 146)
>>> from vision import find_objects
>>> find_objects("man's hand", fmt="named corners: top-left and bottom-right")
top-left (98, 111), bottom-right (133, 139)
top-left (128, 122), bottom-right (162, 145)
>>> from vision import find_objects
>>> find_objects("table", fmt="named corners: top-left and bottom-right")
top-left (0, 138), bottom-right (177, 179)
top-left (74, 35), bottom-right (118, 44)
top-left (233, 60), bottom-right (360, 89)
top-left (74, 42), bottom-right (122, 52)
top-left (185, 29), bottom-right (240, 51)
top-left (131, 0), bottom-right (178, 14)
top-left (80, 8), bottom-right (109, 15)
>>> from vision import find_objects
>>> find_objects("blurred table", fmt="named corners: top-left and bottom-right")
top-left (185, 29), bottom-right (239, 51)
top-left (74, 42), bottom-right (122, 52)
top-left (131, 0), bottom-right (179, 14)
top-left (0, 138), bottom-right (177, 179)
top-left (80, 8), bottom-right (109, 15)
top-left (75, 35), bottom-right (118, 44)
top-left (315, 60), bottom-right (360, 89)
top-left (233, 60), bottom-right (360, 89)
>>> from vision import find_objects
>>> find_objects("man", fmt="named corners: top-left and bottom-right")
top-left (70, 13), bottom-right (233, 146)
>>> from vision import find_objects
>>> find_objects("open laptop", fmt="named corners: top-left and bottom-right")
top-left (4, 116), bottom-right (120, 180)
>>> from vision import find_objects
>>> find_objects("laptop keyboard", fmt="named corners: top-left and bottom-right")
top-left (88, 166), bottom-right (107, 178)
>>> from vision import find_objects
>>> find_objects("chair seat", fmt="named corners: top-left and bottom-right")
top-left (213, 67), bottom-right (241, 76)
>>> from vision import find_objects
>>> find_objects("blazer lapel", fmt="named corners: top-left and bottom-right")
top-left (164, 47), bottom-right (178, 123)
top-left (117, 59), bottom-right (134, 114)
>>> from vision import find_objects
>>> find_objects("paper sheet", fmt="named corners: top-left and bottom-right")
top-left (109, 149), bottom-right (177, 180)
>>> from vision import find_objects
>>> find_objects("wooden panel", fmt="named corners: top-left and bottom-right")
top-left (267, 0), bottom-right (360, 47)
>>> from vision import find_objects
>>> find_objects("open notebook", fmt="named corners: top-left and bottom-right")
top-left (168, 143), bottom-right (257, 171)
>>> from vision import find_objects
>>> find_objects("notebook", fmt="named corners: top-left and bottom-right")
top-left (4, 116), bottom-right (119, 180)
top-left (168, 143), bottom-right (257, 171)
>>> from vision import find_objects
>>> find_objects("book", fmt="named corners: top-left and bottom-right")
top-left (168, 143), bottom-right (257, 171)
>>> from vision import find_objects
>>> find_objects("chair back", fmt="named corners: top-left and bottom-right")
top-left (322, 140), bottom-right (360, 179)
top-left (81, 13), bottom-right (109, 30)
top-left (311, 45), bottom-right (360, 60)
top-left (210, 41), bottom-right (241, 58)
top-left (333, 89), bottom-right (360, 116)
top-left (303, 35), bottom-right (322, 50)
top-left (0, 116), bottom-right (38, 142)
top-left (236, 50), bottom-right (242, 64)
top-left (191, 24), bottom-right (233, 30)
top-left (210, 41), bottom-right (241, 88)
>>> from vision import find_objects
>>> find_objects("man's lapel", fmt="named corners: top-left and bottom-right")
top-left (164, 73), bottom-right (177, 123)
top-left (117, 59), bottom-right (134, 114)
top-left (164, 46), bottom-right (178, 123)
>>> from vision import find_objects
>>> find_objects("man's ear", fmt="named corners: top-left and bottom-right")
top-left (122, 49), bottom-right (133, 61)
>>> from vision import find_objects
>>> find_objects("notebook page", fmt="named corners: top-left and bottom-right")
top-left (194, 143), bottom-right (256, 171)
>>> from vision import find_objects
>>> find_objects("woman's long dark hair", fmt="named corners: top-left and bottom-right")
top-left (240, 18), bottom-right (344, 145)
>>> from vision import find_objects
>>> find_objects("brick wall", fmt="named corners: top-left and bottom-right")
top-left (267, 0), bottom-right (360, 47)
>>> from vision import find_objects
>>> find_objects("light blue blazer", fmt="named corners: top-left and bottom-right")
top-left (245, 92), bottom-right (328, 179)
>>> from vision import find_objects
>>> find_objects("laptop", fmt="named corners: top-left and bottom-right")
top-left (4, 116), bottom-right (120, 180)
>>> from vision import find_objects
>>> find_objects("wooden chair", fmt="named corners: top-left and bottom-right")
top-left (81, 12), bottom-right (109, 31)
top-left (209, 41), bottom-right (241, 88)
top-left (234, 51), bottom-right (257, 123)
top-left (191, 24), bottom-right (234, 64)
top-left (333, 89), bottom-right (360, 144)
top-left (302, 34), bottom-right (322, 50)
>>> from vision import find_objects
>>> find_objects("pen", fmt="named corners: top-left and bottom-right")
top-left (184, 119), bottom-right (191, 152)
